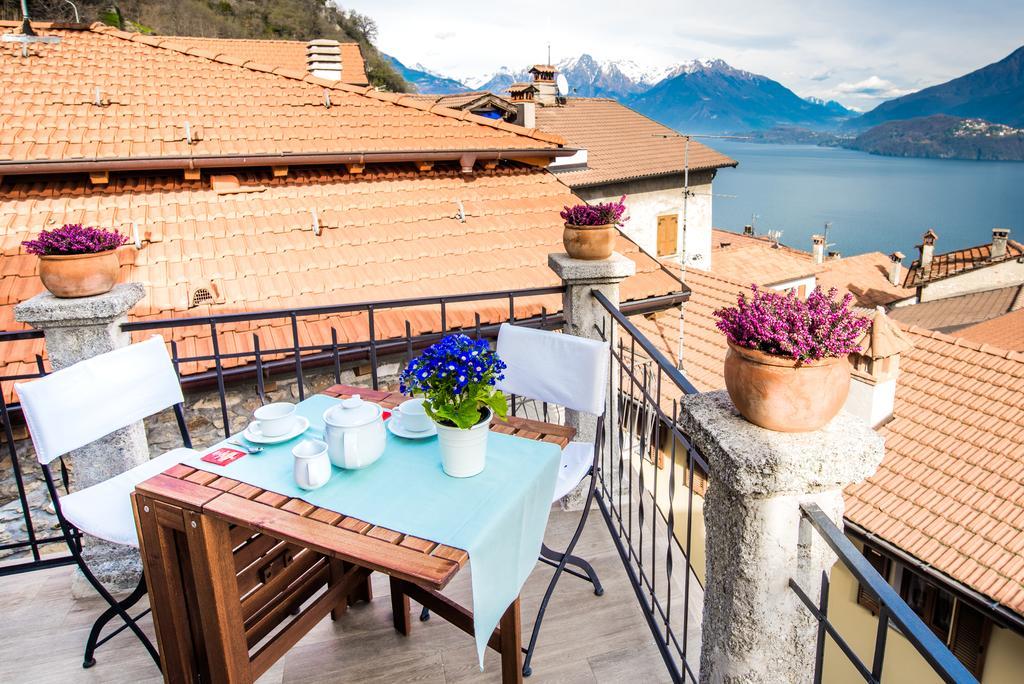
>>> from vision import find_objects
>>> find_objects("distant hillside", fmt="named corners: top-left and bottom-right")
top-left (849, 114), bottom-right (1024, 161)
top-left (628, 59), bottom-right (853, 133)
top-left (7, 0), bottom-right (408, 91)
top-left (385, 55), bottom-right (467, 94)
top-left (853, 46), bottom-right (1024, 129)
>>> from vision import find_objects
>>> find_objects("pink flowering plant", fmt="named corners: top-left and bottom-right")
top-left (22, 224), bottom-right (127, 256)
top-left (714, 285), bottom-right (869, 363)
top-left (560, 196), bottom-right (629, 227)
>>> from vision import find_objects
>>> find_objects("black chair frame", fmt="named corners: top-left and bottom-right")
top-left (39, 402), bottom-right (191, 670)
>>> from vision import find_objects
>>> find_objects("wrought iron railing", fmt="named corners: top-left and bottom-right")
top-left (792, 503), bottom-right (978, 684)
top-left (0, 286), bottom-right (566, 574)
top-left (591, 289), bottom-right (705, 682)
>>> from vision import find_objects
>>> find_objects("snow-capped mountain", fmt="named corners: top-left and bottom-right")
top-left (466, 54), bottom-right (679, 99)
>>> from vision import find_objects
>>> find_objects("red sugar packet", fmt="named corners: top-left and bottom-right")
top-left (201, 447), bottom-right (246, 466)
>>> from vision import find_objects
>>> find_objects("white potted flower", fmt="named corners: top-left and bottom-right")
top-left (399, 334), bottom-right (508, 477)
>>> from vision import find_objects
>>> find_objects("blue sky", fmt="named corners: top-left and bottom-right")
top-left (351, 0), bottom-right (1024, 110)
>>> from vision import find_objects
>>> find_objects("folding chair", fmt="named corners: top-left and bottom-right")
top-left (16, 335), bottom-right (196, 670)
top-left (419, 323), bottom-right (610, 677)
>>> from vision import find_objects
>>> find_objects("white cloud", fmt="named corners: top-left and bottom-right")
top-left (354, 1), bottom-right (1024, 109)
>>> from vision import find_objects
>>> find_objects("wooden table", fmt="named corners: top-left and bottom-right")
top-left (132, 385), bottom-right (574, 683)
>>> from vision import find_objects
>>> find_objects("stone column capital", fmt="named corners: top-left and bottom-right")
top-left (548, 251), bottom-right (636, 285)
top-left (680, 390), bottom-right (885, 498)
top-left (14, 282), bottom-right (145, 330)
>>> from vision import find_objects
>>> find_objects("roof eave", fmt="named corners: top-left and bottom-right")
top-left (557, 163), bottom-right (737, 190)
top-left (0, 147), bottom-right (579, 177)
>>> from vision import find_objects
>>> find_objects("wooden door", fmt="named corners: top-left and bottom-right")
top-left (657, 214), bottom-right (678, 256)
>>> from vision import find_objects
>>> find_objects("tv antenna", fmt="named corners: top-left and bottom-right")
top-left (823, 221), bottom-right (836, 252)
top-left (2, 0), bottom-right (61, 57)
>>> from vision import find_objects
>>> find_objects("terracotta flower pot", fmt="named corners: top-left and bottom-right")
top-left (563, 223), bottom-right (616, 260)
top-left (37, 249), bottom-right (120, 298)
top-left (723, 342), bottom-right (851, 433)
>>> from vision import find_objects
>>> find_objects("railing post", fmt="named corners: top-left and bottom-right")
top-left (680, 390), bottom-right (885, 684)
top-left (15, 283), bottom-right (149, 594)
top-left (548, 251), bottom-right (635, 510)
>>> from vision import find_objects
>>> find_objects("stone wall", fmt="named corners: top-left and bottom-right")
top-left (919, 259), bottom-right (1024, 302)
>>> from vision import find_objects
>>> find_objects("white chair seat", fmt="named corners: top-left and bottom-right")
top-left (553, 441), bottom-right (594, 502)
top-left (61, 447), bottom-right (198, 548)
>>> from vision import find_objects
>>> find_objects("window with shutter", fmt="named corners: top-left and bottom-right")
top-left (949, 602), bottom-right (991, 679)
top-left (856, 544), bottom-right (890, 615)
top-left (657, 214), bottom-right (678, 256)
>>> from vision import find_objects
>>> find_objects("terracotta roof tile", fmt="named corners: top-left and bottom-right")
top-left (904, 238), bottom-right (1024, 287)
top-left (955, 308), bottom-right (1024, 352)
top-left (534, 98), bottom-right (736, 188)
top-left (631, 265), bottom-right (1024, 617)
top-left (1, 162), bottom-right (679, 387)
top-left (888, 285), bottom-right (1023, 333)
top-left (0, 23), bottom-right (562, 171)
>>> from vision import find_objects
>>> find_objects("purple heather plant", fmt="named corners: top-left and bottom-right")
top-left (560, 196), bottom-right (629, 227)
top-left (22, 224), bottom-right (127, 256)
top-left (714, 285), bottom-right (869, 363)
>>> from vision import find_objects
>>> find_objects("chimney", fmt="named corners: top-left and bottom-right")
top-left (743, 224), bottom-right (754, 236)
top-left (811, 234), bottom-right (824, 264)
top-left (888, 251), bottom-right (905, 286)
top-left (844, 308), bottom-right (914, 428)
top-left (919, 229), bottom-right (937, 273)
top-left (515, 101), bottom-right (536, 128)
top-left (529, 64), bottom-right (558, 106)
top-left (991, 227), bottom-right (1010, 260)
top-left (828, 251), bottom-right (841, 261)
top-left (307, 39), bottom-right (343, 81)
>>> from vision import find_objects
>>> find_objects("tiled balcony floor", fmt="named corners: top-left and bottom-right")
top-left (0, 506), bottom-right (674, 683)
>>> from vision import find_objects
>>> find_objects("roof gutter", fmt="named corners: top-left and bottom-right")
top-left (844, 519), bottom-right (1024, 636)
top-left (0, 147), bottom-right (578, 177)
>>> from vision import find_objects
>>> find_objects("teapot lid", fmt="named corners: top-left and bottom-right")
top-left (324, 394), bottom-right (382, 428)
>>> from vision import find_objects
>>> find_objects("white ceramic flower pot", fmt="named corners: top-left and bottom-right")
top-left (435, 409), bottom-right (492, 478)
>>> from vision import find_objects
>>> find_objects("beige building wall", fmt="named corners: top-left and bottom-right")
top-left (822, 546), bottom-right (1024, 684)
top-left (573, 171), bottom-right (715, 270)
top-left (919, 260), bottom-right (1024, 302)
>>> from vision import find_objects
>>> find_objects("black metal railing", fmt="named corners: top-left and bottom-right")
top-left (592, 289), bottom-right (705, 683)
top-left (0, 286), bottom-right (566, 575)
top-left (792, 503), bottom-right (977, 684)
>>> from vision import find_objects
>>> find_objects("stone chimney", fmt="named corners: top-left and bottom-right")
top-left (515, 101), bottom-right (536, 128)
top-left (529, 64), bottom-right (558, 106)
top-left (307, 39), bottom-right (343, 81)
top-left (811, 234), bottom-right (825, 264)
top-left (845, 308), bottom-right (914, 428)
top-left (919, 229), bottom-right (937, 274)
top-left (743, 224), bottom-right (754, 236)
top-left (888, 251), bottom-right (905, 286)
top-left (991, 227), bottom-right (1010, 260)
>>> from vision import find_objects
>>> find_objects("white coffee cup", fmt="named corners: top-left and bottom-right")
top-left (397, 398), bottom-right (431, 433)
top-left (292, 439), bottom-right (331, 490)
top-left (254, 402), bottom-right (297, 438)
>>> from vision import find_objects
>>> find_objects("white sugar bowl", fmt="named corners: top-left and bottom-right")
top-left (322, 395), bottom-right (386, 469)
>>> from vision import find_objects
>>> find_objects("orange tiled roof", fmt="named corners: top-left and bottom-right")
top-left (888, 285), bottom-right (1023, 333)
top-left (0, 22), bottom-right (563, 168)
top-left (157, 36), bottom-right (368, 85)
top-left (710, 229), bottom-right (815, 287)
top-left (904, 238), bottom-right (1024, 287)
top-left (955, 307), bottom-right (1024, 351)
top-left (636, 267), bottom-right (1024, 616)
top-left (534, 99), bottom-right (736, 188)
top-left (1, 163), bottom-right (680, 390)
top-left (812, 252), bottom-right (914, 307)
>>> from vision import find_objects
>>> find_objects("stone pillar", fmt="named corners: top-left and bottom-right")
top-left (680, 391), bottom-right (884, 684)
top-left (548, 252), bottom-right (635, 509)
top-left (15, 283), bottom-right (148, 594)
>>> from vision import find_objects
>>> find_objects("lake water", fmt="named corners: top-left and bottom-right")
top-left (709, 140), bottom-right (1024, 259)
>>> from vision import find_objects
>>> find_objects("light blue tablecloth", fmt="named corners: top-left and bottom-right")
top-left (186, 393), bottom-right (560, 668)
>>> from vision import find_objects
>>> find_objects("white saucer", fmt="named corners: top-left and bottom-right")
top-left (387, 416), bottom-right (437, 439)
top-left (243, 415), bottom-right (311, 444)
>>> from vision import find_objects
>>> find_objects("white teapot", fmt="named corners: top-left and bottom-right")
top-left (322, 395), bottom-right (386, 469)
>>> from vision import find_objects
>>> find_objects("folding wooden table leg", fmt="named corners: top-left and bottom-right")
top-left (500, 598), bottom-right (523, 684)
top-left (184, 509), bottom-right (252, 683)
top-left (390, 576), bottom-right (412, 636)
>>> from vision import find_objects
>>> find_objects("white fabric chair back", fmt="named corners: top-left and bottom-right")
top-left (496, 324), bottom-right (609, 416)
top-left (16, 335), bottom-right (184, 465)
